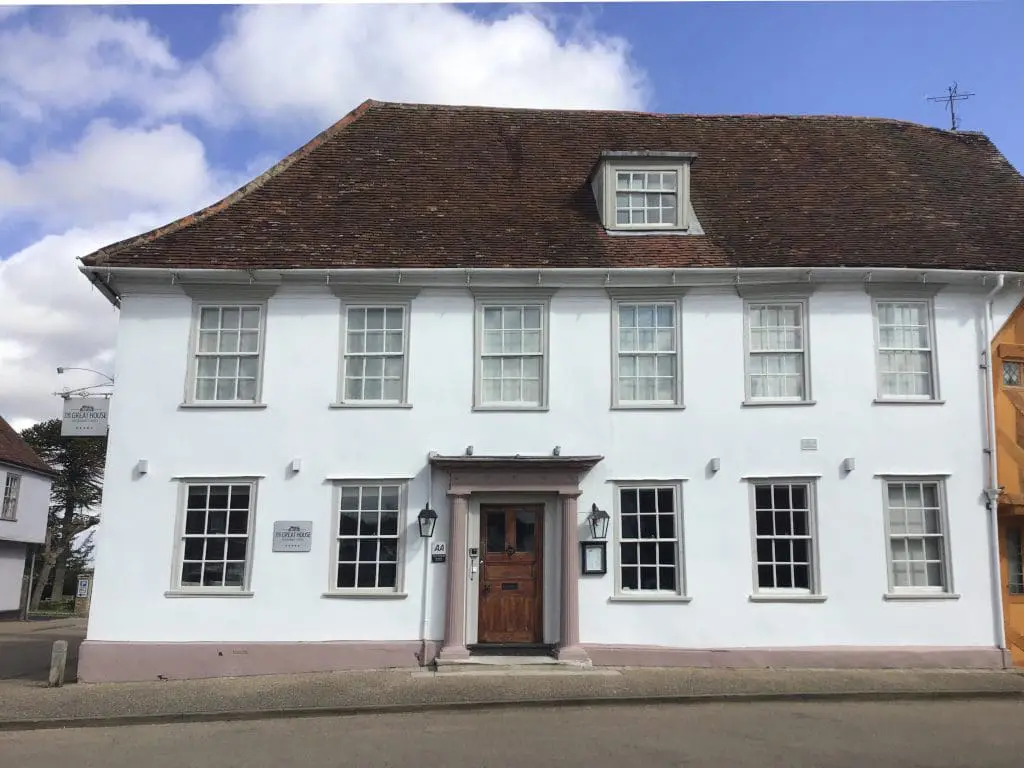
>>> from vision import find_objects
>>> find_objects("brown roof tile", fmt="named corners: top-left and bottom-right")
top-left (81, 100), bottom-right (1024, 273)
top-left (0, 415), bottom-right (55, 478)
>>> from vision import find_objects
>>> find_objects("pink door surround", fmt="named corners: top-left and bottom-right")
top-left (428, 454), bottom-right (603, 663)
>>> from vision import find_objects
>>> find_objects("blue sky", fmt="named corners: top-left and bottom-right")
top-left (1, 1), bottom-right (1022, 428)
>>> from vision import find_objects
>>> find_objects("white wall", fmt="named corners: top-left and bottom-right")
top-left (87, 281), bottom-right (1019, 649)
top-left (0, 540), bottom-right (27, 613)
top-left (0, 465), bottom-right (50, 545)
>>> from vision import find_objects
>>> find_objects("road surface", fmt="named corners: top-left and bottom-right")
top-left (3, 699), bottom-right (1024, 767)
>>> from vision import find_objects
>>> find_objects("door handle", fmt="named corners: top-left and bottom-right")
top-left (505, 545), bottom-right (515, 557)
top-left (482, 584), bottom-right (491, 595)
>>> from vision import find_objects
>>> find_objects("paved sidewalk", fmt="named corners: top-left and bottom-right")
top-left (2, 665), bottom-right (1024, 731)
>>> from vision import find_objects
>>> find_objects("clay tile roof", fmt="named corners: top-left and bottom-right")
top-left (80, 99), bottom-right (1024, 273)
top-left (0, 415), bottom-right (55, 478)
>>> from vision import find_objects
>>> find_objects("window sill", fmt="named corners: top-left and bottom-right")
top-left (883, 592), bottom-right (960, 601)
top-left (608, 594), bottom-right (692, 604)
top-left (872, 399), bottom-right (946, 406)
top-left (321, 591), bottom-right (408, 600)
top-left (329, 402), bottom-right (413, 410)
top-left (472, 405), bottom-right (550, 413)
top-left (742, 400), bottom-right (817, 408)
top-left (164, 590), bottom-right (254, 598)
top-left (178, 403), bottom-right (267, 411)
top-left (0, 517), bottom-right (17, 523)
top-left (611, 403), bottom-right (685, 411)
top-left (749, 593), bottom-right (828, 603)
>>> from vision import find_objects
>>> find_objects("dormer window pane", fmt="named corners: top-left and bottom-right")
top-left (614, 170), bottom-right (679, 227)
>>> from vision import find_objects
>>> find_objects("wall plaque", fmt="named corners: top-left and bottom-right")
top-left (431, 541), bottom-right (447, 563)
top-left (273, 521), bottom-right (313, 552)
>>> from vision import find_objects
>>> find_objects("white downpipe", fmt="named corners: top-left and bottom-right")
top-left (983, 273), bottom-right (1007, 657)
top-left (419, 452), bottom-right (439, 660)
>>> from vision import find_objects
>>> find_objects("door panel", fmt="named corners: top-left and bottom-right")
top-left (999, 518), bottom-right (1024, 666)
top-left (478, 506), bottom-right (543, 644)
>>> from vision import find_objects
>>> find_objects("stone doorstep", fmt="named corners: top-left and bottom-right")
top-left (430, 654), bottom-right (600, 676)
top-left (416, 667), bottom-right (621, 678)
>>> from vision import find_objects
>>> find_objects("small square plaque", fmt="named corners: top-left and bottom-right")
top-left (273, 521), bottom-right (313, 552)
top-left (580, 541), bottom-right (607, 575)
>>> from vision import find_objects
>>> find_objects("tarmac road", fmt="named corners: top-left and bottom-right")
top-left (3, 699), bottom-right (1024, 767)
top-left (0, 619), bottom-right (86, 682)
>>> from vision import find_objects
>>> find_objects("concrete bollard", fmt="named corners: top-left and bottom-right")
top-left (48, 640), bottom-right (68, 688)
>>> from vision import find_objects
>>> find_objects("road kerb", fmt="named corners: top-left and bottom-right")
top-left (1, 687), bottom-right (1023, 733)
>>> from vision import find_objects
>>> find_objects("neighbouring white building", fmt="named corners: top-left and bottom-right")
top-left (0, 416), bottom-right (54, 618)
top-left (75, 100), bottom-right (1024, 682)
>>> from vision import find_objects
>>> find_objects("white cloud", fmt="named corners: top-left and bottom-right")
top-left (0, 5), bottom-right (646, 129)
top-left (0, 119), bottom-right (231, 228)
top-left (0, 4), bottom-right (649, 428)
top-left (0, 217), bottom-right (159, 428)
top-left (208, 5), bottom-right (647, 123)
top-left (0, 9), bottom-right (207, 122)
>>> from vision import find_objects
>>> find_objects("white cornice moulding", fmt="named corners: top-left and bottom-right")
top-left (329, 284), bottom-right (422, 301)
top-left (863, 281), bottom-right (946, 298)
top-left (735, 281), bottom-right (815, 299)
top-left (84, 265), bottom-right (1021, 307)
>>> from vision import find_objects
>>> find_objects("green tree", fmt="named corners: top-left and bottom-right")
top-left (20, 418), bottom-right (105, 609)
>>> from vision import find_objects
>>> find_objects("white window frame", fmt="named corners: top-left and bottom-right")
top-left (872, 298), bottom-right (940, 402)
top-left (472, 291), bottom-right (552, 411)
top-left (1, 472), bottom-right (20, 521)
top-left (337, 302), bottom-right (412, 406)
top-left (181, 285), bottom-right (273, 407)
top-left (612, 481), bottom-right (687, 599)
top-left (742, 296), bottom-right (812, 404)
top-left (600, 159), bottom-right (691, 232)
top-left (327, 480), bottom-right (408, 597)
top-left (747, 478), bottom-right (823, 599)
top-left (880, 476), bottom-right (954, 597)
top-left (169, 477), bottom-right (259, 596)
top-left (610, 294), bottom-right (684, 408)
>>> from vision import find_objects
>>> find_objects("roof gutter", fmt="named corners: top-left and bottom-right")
top-left (80, 264), bottom-right (1024, 296)
top-left (78, 262), bottom-right (121, 308)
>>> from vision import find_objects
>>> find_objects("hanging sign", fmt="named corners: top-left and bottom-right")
top-left (431, 542), bottom-right (447, 563)
top-left (61, 397), bottom-right (109, 437)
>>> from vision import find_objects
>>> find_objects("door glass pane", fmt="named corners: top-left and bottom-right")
top-left (1009, 527), bottom-right (1024, 595)
top-left (515, 510), bottom-right (537, 553)
top-left (485, 512), bottom-right (505, 553)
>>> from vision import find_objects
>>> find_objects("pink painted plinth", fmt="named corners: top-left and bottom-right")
top-left (78, 639), bottom-right (442, 683)
top-left (582, 644), bottom-right (1010, 670)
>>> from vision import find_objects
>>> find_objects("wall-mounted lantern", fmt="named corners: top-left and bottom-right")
top-left (587, 503), bottom-right (610, 540)
top-left (417, 506), bottom-right (438, 538)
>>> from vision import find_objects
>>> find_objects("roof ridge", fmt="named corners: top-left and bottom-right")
top-left (369, 100), bottom-right (977, 138)
top-left (81, 99), bottom-right (382, 267)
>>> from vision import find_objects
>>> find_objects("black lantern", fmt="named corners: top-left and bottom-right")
top-left (417, 506), bottom-right (438, 538)
top-left (587, 503), bottom-right (610, 540)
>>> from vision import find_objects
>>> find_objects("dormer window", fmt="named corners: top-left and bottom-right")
top-left (594, 151), bottom-right (696, 233)
top-left (615, 171), bottom-right (679, 227)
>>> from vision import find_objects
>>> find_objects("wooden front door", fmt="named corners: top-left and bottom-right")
top-left (478, 505), bottom-right (543, 645)
top-left (999, 516), bottom-right (1024, 665)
